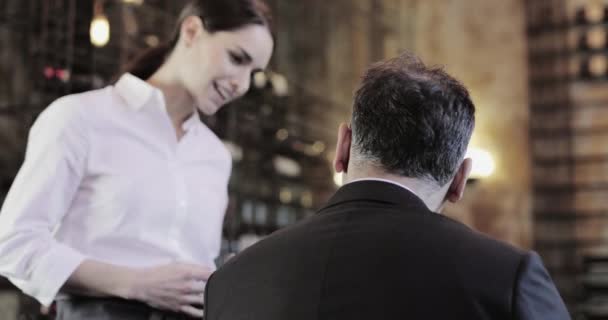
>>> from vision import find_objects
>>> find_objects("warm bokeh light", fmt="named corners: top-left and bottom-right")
top-left (253, 71), bottom-right (268, 89)
top-left (90, 15), bottom-right (110, 47)
top-left (466, 147), bottom-right (495, 179)
top-left (584, 3), bottom-right (604, 23)
top-left (334, 172), bottom-right (343, 186)
top-left (589, 54), bottom-right (607, 77)
top-left (122, 0), bottom-right (144, 5)
top-left (270, 72), bottom-right (289, 96)
top-left (587, 27), bottom-right (606, 49)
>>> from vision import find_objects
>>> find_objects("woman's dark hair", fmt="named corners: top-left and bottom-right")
top-left (124, 0), bottom-right (273, 80)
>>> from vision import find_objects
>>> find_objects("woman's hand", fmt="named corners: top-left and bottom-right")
top-left (127, 262), bottom-right (212, 318)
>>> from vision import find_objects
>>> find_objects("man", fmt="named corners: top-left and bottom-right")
top-left (204, 52), bottom-right (570, 320)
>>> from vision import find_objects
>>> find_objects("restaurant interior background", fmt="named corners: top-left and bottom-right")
top-left (2, 0), bottom-right (608, 318)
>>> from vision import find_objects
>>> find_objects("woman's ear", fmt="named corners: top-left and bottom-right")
top-left (180, 15), bottom-right (204, 47)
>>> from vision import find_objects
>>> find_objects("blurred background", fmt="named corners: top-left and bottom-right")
top-left (1, 0), bottom-right (608, 318)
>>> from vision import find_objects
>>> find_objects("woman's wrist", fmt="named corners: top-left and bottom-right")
top-left (114, 266), bottom-right (138, 300)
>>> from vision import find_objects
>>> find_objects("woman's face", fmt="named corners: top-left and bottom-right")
top-left (178, 17), bottom-right (274, 115)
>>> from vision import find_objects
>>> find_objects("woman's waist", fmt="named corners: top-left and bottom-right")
top-left (53, 234), bottom-right (217, 270)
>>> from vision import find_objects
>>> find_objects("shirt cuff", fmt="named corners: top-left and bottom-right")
top-left (23, 244), bottom-right (86, 306)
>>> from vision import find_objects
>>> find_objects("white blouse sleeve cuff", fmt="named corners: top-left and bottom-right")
top-left (16, 244), bottom-right (86, 307)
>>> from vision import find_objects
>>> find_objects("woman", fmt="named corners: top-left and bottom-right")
top-left (0, 0), bottom-right (274, 318)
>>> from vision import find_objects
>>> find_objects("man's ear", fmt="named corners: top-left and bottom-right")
top-left (333, 123), bottom-right (352, 174)
top-left (445, 158), bottom-right (472, 203)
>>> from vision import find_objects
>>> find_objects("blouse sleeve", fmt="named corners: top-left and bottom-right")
top-left (0, 96), bottom-right (89, 306)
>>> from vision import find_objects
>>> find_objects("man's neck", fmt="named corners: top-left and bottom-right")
top-left (344, 167), bottom-right (448, 212)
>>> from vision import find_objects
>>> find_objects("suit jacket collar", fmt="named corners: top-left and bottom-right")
top-left (320, 180), bottom-right (432, 213)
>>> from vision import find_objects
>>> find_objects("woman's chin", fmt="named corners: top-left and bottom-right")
top-left (198, 101), bottom-right (223, 116)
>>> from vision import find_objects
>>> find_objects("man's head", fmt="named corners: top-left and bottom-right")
top-left (333, 52), bottom-right (475, 210)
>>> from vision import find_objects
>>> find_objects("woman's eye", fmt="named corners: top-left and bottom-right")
top-left (229, 52), bottom-right (245, 65)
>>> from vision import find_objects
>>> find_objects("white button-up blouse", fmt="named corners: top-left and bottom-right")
top-left (0, 73), bottom-right (231, 306)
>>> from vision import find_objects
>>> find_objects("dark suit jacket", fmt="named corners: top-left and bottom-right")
top-left (205, 180), bottom-right (570, 320)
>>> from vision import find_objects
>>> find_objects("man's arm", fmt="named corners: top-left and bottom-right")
top-left (513, 251), bottom-right (571, 320)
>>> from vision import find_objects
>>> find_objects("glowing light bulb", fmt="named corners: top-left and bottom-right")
top-left (90, 14), bottom-right (110, 47)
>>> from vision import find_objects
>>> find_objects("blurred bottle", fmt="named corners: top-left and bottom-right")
top-left (237, 199), bottom-right (259, 251)
top-left (580, 54), bottom-right (608, 79)
top-left (575, 3), bottom-right (604, 25)
top-left (276, 205), bottom-right (297, 230)
top-left (579, 26), bottom-right (608, 50)
top-left (253, 202), bottom-right (269, 235)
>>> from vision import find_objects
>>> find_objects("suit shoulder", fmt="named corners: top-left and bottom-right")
top-left (438, 214), bottom-right (526, 257)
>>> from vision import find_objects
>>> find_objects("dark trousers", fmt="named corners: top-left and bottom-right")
top-left (55, 296), bottom-right (194, 320)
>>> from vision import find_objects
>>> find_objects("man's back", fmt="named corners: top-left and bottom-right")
top-left (204, 181), bottom-right (569, 320)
